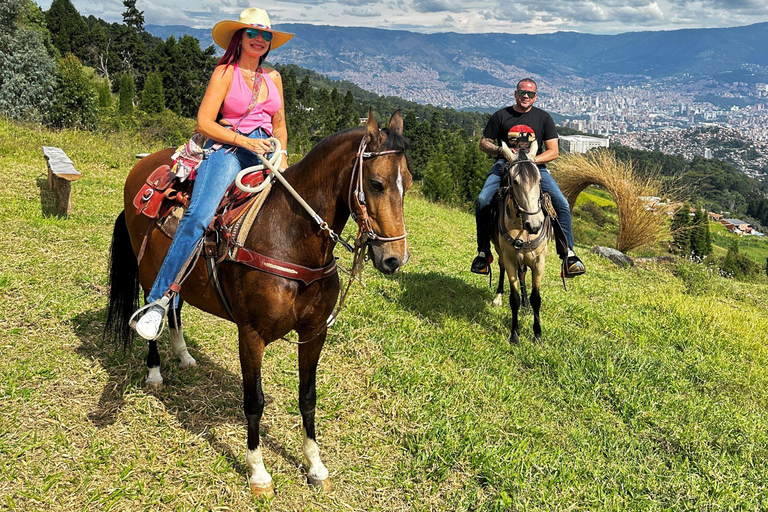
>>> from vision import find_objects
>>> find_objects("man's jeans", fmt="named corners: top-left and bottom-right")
top-left (147, 128), bottom-right (270, 303)
top-left (475, 159), bottom-right (574, 251)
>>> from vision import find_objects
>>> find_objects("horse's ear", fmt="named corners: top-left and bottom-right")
top-left (365, 108), bottom-right (382, 148)
top-left (388, 109), bottom-right (403, 135)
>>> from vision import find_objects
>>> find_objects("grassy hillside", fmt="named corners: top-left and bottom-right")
top-left (2, 119), bottom-right (768, 511)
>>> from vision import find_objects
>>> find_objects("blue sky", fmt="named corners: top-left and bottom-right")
top-left (38, 0), bottom-right (768, 34)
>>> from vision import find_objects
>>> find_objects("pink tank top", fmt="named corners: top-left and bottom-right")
top-left (220, 64), bottom-right (281, 135)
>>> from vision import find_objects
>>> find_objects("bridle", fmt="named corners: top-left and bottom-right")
top-left (347, 137), bottom-right (408, 245)
top-left (503, 159), bottom-right (542, 219)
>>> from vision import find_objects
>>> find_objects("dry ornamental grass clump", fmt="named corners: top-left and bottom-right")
top-left (550, 149), bottom-right (670, 253)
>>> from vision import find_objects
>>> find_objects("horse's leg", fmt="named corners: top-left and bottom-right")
top-left (492, 260), bottom-right (505, 307)
top-left (519, 266), bottom-right (529, 309)
top-left (145, 338), bottom-right (163, 390)
top-left (507, 261), bottom-right (522, 345)
top-left (530, 266), bottom-right (543, 340)
top-left (167, 300), bottom-right (196, 368)
top-left (299, 329), bottom-right (332, 491)
top-left (239, 327), bottom-right (273, 497)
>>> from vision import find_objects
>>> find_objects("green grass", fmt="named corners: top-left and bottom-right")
top-left (710, 222), bottom-right (768, 266)
top-left (2, 119), bottom-right (768, 510)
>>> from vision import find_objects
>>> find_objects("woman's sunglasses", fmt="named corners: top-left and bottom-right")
top-left (246, 29), bottom-right (273, 42)
top-left (517, 90), bottom-right (536, 98)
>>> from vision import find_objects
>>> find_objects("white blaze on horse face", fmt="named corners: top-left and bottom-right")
top-left (246, 447), bottom-right (273, 487)
top-left (396, 165), bottom-right (404, 198)
top-left (302, 429), bottom-right (329, 481)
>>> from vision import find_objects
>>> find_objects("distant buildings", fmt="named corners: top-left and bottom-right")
top-left (559, 135), bottom-right (610, 154)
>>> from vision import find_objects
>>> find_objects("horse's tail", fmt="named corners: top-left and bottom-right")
top-left (104, 210), bottom-right (140, 350)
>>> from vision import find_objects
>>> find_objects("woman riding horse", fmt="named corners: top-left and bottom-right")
top-left (134, 7), bottom-right (293, 340)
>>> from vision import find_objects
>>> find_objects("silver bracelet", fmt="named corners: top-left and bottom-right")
top-left (279, 150), bottom-right (288, 156)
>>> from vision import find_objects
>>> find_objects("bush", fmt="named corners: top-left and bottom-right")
top-left (577, 201), bottom-right (609, 227)
top-left (0, 4), bottom-right (55, 122)
top-left (140, 72), bottom-right (164, 113)
top-left (719, 239), bottom-right (761, 280)
top-left (118, 73), bottom-right (134, 116)
top-left (135, 109), bottom-right (195, 147)
top-left (98, 79), bottom-right (111, 109)
top-left (47, 53), bottom-right (97, 129)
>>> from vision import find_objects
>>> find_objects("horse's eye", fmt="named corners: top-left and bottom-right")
top-left (369, 179), bottom-right (385, 193)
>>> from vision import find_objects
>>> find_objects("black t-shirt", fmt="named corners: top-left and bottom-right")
top-left (483, 106), bottom-right (558, 163)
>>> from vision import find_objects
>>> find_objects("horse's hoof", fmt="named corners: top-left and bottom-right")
top-left (509, 332), bottom-right (520, 345)
top-left (491, 295), bottom-right (503, 307)
top-left (178, 356), bottom-right (197, 369)
top-left (307, 474), bottom-right (332, 492)
top-left (145, 377), bottom-right (163, 392)
top-left (250, 482), bottom-right (275, 498)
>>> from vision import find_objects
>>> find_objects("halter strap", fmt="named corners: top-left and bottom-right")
top-left (348, 137), bottom-right (408, 243)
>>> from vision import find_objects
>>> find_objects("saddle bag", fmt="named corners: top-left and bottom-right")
top-left (133, 165), bottom-right (191, 220)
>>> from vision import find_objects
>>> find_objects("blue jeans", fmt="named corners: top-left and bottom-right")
top-left (475, 159), bottom-right (575, 250)
top-left (147, 128), bottom-right (269, 303)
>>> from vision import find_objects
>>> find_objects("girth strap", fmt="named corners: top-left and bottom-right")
top-left (232, 247), bottom-right (338, 285)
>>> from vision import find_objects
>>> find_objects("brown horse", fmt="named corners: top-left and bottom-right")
top-left (490, 144), bottom-right (549, 345)
top-left (104, 111), bottom-right (412, 496)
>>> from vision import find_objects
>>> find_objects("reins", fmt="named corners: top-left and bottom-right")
top-left (233, 135), bottom-right (407, 343)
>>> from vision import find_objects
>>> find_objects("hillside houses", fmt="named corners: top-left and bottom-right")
top-left (709, 213), bottom-right (765, 236)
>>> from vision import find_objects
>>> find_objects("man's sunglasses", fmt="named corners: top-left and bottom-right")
top-left (517, 90), bottom-right (536, 98)
top-left (246, 29), bottom-right (273, 42)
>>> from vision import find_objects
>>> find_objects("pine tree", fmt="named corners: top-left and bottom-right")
top-left (98, 79), bottom-right (111, 109)
top-left (422, 146), bottom-right (454, 203)
top-left (140, 71), bottom-right (164, 113)
top-left (118, 73), bottom-right (134, 115)
top-left (122, 0), bottom-right (144, 32)
top-left (671, 205), bottom-right (692, 255)
top-left (45, 0), bottom-right (88, 60)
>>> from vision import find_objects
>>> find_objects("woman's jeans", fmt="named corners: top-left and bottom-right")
top-left (147, 128), bottom-right (269, 304)
top-left (475, 159), bottom-right (574, 252)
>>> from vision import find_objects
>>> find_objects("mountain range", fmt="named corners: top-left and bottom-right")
top-left (146, 22), bottom-right (768, 110)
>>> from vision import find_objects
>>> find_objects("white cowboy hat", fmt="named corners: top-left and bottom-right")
top-left (211, 8), bottom-right (293, 51)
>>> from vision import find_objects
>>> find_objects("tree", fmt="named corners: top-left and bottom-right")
top-left (422, 146), bottom-right (454, 203)
top-left (0, 0), bottom-right (56, 122)
top-left (45, 0), bottom-right (88, 60)
top-left (671, 205), bottom-right (692, 255)
top-left (689, 209), bottom-right (712, 258)
top-left (47, 52), bottom-right (97, 129)
top-left (122, 0), bottom-right (144, 32)
top-left (140, 71), bottom-right (164, 113)
top-left (98, 78), bottom-right (111, 109)
top-left (118, 73), bottom-right (134, 115)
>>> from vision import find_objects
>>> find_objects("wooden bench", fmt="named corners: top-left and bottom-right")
top-left (42, 146), bottom-right (82, 214)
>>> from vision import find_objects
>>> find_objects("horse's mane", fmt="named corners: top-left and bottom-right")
top-left (512, 157), bottom-right (540, 189)
top-left (300, 125), bottom-right (410, 163)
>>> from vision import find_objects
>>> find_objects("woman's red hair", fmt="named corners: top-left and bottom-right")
top-left (218, 28), bottom-right (245, 68)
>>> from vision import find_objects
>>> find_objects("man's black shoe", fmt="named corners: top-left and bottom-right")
top-left (471, 251), bottom-right (493, 275)
top-left (562, 254), bottom-right (586, 278)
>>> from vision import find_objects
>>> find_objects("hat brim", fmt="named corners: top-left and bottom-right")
top-left (212, 20), bottom-right (293, 51)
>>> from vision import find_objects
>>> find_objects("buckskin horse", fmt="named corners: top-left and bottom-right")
top-left (491, 141), bottom-right (550, 345)
top-left (104, 111), bottom-right (411, 496)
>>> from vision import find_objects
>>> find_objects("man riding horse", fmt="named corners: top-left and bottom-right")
top-left (471, 77), bottom-right (586, 279)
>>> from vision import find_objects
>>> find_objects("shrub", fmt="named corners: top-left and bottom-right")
top-left (118, 73), bottom-right (134, 116)
top-left (47, 53), bottom-right (97, 129)
top-left (98, 79), bottom-right (111, 109)
top-left (0, 2), bottom-right (55, 122)
top-left (140, 72), bottom-right (164, 113)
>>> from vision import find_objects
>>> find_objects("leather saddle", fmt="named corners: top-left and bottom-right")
top-left (133, 164), bottom-right (269, 238)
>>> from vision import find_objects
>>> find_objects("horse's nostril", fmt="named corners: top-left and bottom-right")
top-left (383, 257), bottom-right (400, 274)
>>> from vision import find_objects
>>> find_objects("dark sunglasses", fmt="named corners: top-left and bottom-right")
top-left (517, 90), bottom-right (536, 98)
top-left (246, 28), bottom-right (273, 42)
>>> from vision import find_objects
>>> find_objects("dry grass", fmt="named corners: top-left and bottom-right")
top-left (551, 150), bottom-right (670, 253)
